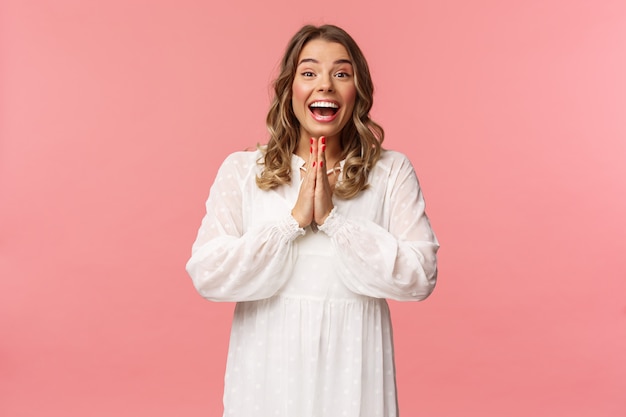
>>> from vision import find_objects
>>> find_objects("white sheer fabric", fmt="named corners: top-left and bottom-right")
top-left (186, 150), bottom-right (439, 417)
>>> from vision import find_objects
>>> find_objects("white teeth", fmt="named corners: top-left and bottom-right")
top-left (309, 101), bottom-right (339, 109)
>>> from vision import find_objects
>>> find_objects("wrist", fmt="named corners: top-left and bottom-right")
top-left (280, 214), bottom-right (306, 241)
top-left (316, 206), bottom-right (334, 226)
top-left (291, 210), bottom-right (308, 229)
top-left (318, 207), bottom-right (344, 237)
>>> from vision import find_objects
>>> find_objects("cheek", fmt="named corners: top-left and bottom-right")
top-left (291, 82), bottom-right (308, 108)
top-left (343, 86), bottom-right (357, 114)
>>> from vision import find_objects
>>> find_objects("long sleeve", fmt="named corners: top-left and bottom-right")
top-left (185, 152), bottom-right (305, 302)
top-left (318, 153), bottom-right (439, 301)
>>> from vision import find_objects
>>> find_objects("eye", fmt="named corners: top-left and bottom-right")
top-left (335, 72), bottom-right (351, 78)
top-left (301, 71), bottom-right (315, 77)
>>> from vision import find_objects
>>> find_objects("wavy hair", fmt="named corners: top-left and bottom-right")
top-left (256, 24), bottom-right (384, 199)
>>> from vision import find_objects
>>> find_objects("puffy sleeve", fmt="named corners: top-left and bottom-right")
top-left (185, 152), bottom-right (305, 302)
top-left (318, 154), bottom-right (439, 301)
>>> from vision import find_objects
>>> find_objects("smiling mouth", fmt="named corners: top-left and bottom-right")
top-left (309, 101), bottom-right (339, 118)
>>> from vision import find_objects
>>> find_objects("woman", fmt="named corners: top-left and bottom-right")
top-left (186, 24), bottom-right (439, 417)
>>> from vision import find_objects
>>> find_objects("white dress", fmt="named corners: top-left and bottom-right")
top-left (186, 149), bottom-right (439, 417)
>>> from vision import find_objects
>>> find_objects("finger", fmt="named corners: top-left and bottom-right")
top-left (310, 137), bottom-right (319, 170)
top-left (317, 136), bottom-right (326, 170)
top-left (317, 137), bottom-right (332, 189)
top-left (303, 137), bottom-right (316, 188)
top-left (308, 137), bottom-right (315, 168)
top-left (303, 141), bottom-right (316, 189)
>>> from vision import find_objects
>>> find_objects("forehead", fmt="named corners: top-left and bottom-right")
top-left (297, 39), bottom-right (351, 64)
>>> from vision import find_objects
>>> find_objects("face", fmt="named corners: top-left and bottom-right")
top-left (291, 39), bottom-right (357, 144)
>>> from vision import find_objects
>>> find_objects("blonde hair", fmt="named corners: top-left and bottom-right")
top-left (256, 24), bottom-right (384, 199)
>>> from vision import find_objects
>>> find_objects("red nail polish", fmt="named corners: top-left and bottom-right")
top-left (319, 161), bottom-right (324, 168)
top-left (312, 161), bottom-right (316, 167)
top-left (310, 138), bottom-right (314, 144)
top-left (321, 137), bottom-right (326, 144)
top-left (321, 145), bottom-right (326, 152)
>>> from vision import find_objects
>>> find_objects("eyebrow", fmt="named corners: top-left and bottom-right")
top-left (297, 58), bottom-right (353, 66)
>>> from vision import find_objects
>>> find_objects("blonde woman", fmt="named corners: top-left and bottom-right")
top-left (186, 24), bottom-right (439, 417)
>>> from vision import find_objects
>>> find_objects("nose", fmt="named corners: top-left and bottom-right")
top-left (317, 73), bottom-right (334, 92)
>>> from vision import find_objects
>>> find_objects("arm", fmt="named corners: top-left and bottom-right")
top-left (318, 155), bottom-right (439, 301)
top-left (185, 153), bottom-right (304, 302)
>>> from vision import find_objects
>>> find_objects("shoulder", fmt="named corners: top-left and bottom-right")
top-left (378, 149), bottom-right (411, 164)
top-left (374, 149), bottom-right (416, 175)
top-left (222, 149), bottom-right (262, 166)
top-left (368, 149), bottom-right (423, 196)
top-left (218, 150), bottom-right (263, 176)
top-left (212, 150), bottom-right (263, 188)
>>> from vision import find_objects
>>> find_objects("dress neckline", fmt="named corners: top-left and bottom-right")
top-left (292, 154), bottom-right (345, 176)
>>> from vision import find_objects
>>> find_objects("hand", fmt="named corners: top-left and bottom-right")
top-left (291, 136), bottom-right (335, 228)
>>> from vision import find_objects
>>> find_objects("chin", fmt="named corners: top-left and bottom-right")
top-left (307, 124), bottom-right (344, 140)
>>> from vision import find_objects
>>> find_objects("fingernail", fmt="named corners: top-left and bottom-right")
top-left (321, 145), bottom-right (326, 152)
top-left (310, 138), bottom-right (314, 144)
top-left (319, 161), bottom-right (324, 168)
top-left (310, 146), bottom-right (312, 153)
top-left (312, 161), bottom-right (316, 167)
top-left (321, 137), bottom-right (326, 144)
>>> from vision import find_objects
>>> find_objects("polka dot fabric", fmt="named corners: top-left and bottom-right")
top-left (186, 150), bottom-right (438, 416)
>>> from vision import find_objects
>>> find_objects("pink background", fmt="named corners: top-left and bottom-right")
top-left (2, 0), bottom-right (625, 416)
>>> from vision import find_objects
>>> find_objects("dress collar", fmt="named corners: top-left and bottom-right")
top-left (292, 154), bottom-right (346, 175)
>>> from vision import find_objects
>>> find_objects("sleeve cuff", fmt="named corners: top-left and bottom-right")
top-left (278, 214), bottom-right (306, 242)
top-left (318, 207), bottom-right (345, 237)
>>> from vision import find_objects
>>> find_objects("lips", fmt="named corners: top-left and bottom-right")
top-left (308, 100), bottom-right (339, 122)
